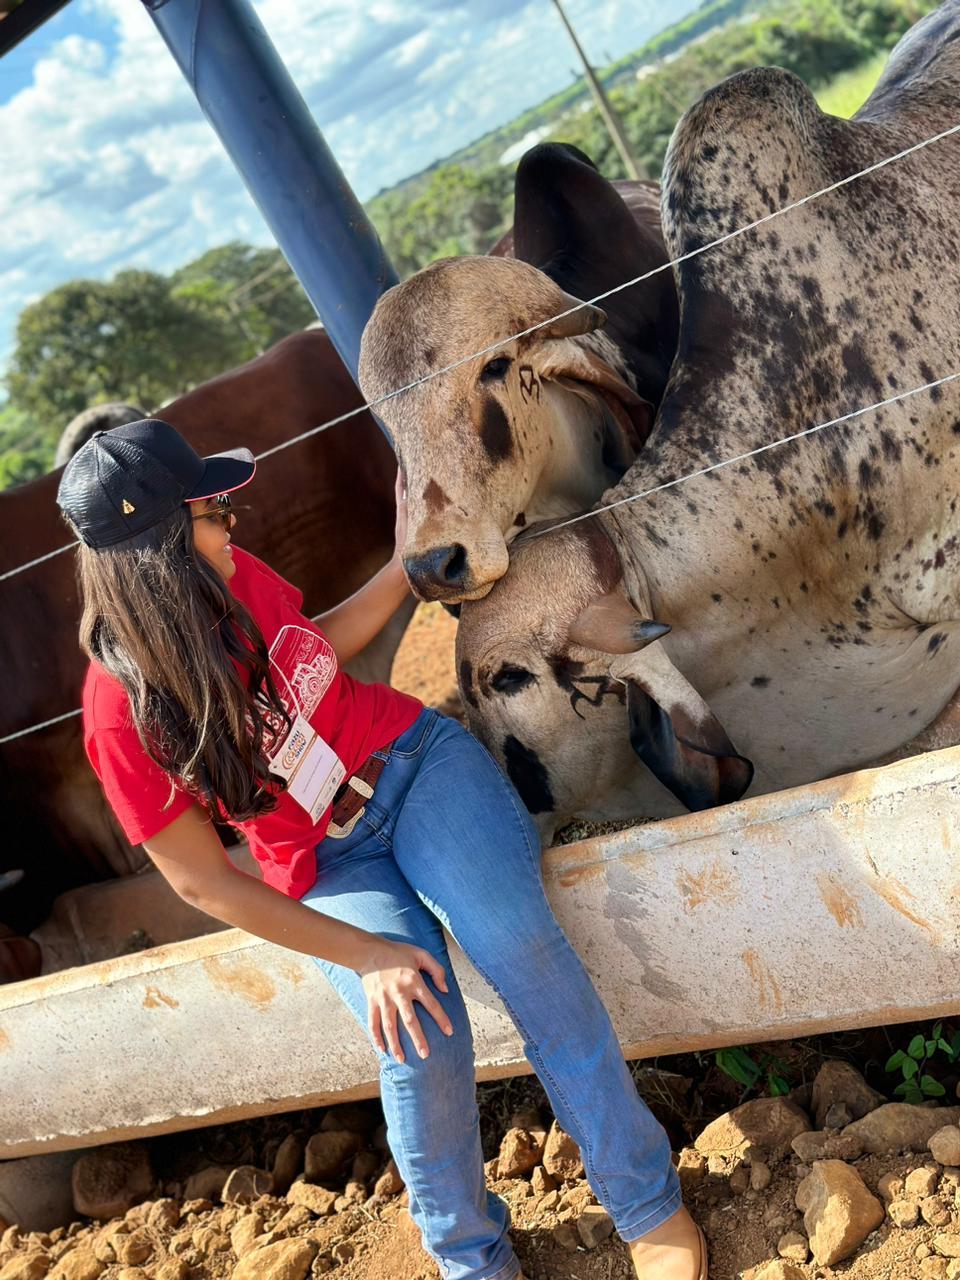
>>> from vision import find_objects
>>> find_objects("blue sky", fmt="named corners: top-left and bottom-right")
top-left (0, 0), bottom-right (698, 378)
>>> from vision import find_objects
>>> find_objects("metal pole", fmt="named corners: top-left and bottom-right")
top-left (549, 0), bottom-right (643, 181)
top-left (141, 0), bottom-right (398, 382)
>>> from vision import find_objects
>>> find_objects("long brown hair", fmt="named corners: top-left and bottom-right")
top-left (76, 506), bottom-right (292, 821)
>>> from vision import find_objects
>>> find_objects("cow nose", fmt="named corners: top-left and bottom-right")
top-left (404, 544), bottom-right (469, 596)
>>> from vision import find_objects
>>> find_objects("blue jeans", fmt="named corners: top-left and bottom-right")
top-left (303, 708), bottom-right (680, 1280)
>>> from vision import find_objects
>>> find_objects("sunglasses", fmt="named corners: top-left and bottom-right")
top-left (190, 493), bottom-right (235, 532)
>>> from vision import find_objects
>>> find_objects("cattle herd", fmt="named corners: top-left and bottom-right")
top-left (2, 1), bottom-right (958, 980)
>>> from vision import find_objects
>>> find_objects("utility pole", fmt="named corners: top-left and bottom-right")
top-left (549, 0), bottom-right (643, 180)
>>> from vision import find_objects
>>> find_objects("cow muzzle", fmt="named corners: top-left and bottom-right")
top-left (405, 541), bottom-right (510, 603)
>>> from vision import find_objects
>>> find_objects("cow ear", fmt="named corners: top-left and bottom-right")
top-left (538, 343), bottom-right (656, 462)
top-left (610, 648), bottom-right (754, 811)
top-left (511, 142), bottom-right (678, 404)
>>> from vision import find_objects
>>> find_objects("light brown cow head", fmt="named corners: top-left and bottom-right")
top-left (455, 519), bottom-right (753, 840)
top-left (358, 255), bottom-right (652, 603)
top-left (357, 142), bottom-right (678, 603)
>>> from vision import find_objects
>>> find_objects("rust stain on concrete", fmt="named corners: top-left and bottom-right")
top-left (143, 987), bottom-right (179, 1010)
top-left (203, 957), bottom-right (277, 1009)
top-left (281, 963), bottom-right (306, 986)
top-left (941, 816), bottom-right (954, 853)
top-left (677, 858), bottom-right (739, 911)
top-left (870, 877), bottom-right (938, 938)
top-left (558, 863), bottom-right (605, 889)
top-left (816, 873), bottom-right (864, 929)
top-left (741, 949), bottom-right (783, 1014)
top-left (0, 1027), bottom-right (9, 1052)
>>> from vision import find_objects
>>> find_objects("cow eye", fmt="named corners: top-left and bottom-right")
top-left (480, 356), bottom-right (512, 382)
top-left (490, 664), bottom-right (535, 694)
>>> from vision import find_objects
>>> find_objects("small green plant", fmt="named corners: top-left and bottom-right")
top-left (885, 1022), bottom-right (960, 1103)
top-left (713, 1046), bottom-right (791, 1098)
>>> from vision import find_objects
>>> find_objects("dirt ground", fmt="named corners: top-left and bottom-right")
top-left (6, 1059), bottom-right (960, 1280)
top-left (390, 601), bottom-right (460, 715)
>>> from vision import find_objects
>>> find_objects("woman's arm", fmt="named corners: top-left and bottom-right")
top-left (144, 803), bottom-right (452, 1061)
top-left (313, 470), bottom-right (412, 664)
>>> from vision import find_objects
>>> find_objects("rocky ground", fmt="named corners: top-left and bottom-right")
top-left (4, 1056), bottom-right (960, 1280)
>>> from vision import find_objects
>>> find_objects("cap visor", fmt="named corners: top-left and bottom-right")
top-left (184, 448), bottom-right (257, 501)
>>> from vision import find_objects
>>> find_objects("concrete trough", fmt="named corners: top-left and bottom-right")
top-left (2, 746), bottom-right (959, 1161)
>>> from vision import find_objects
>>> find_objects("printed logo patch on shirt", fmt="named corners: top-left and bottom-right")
top-left (268, 625), bottom-right (337, 718)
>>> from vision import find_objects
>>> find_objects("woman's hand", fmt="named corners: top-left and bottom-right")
top-left (357, 938), bottom-right (453, 1063)
top-left (393, 466), bottom-right (408, 560)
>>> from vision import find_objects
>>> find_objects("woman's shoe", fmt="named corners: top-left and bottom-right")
top-left (696, 1222), bottom-right (708, 1279)
top-left (629, 1205), bottom-right (705, 1278)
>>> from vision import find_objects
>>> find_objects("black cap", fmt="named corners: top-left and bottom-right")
top-left (56, 418), bottom-right (256, 549)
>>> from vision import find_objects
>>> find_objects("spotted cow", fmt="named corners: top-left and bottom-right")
top-left (456, 1), bottom-right (960, 840)
top-left (359, 142), bottom-right (678, 603)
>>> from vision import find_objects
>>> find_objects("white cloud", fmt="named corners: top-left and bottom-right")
top-left (0, 0), bottom-right (697, 376)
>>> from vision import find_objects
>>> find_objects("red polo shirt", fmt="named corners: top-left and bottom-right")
top-left (83, 546), bottom-right (421, 898)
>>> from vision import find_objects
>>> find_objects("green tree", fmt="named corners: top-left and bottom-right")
top-left (368, 164), bottom-right (513, 277)
top-left (6, 270), bottom-right (236, 436)
top-left (170, 242), bottom-right (315, 356)
top-left (0, 402), bottom-right (50, 489)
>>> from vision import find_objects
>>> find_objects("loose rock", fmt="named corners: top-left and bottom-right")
top-left (551, 1222), bottom-right (579, 1252)
top-left (350, 1151), bottom-right (381, 1184)
top-left (47, 1250), bottom-right (102, 1280)
top-left (304, 1132), bottom-right (362, 1182)
top-left (795, 1159), bottom-right (885, 1265)
top-left (906, 1166), bottom-right (941, 1198)
top-left (146, 1200), bottom-right (180, 1232)
top-left (530, 1167), bottom-right (556, 1195)
top-left (922, 1196), bottom-right (953, 1227)
top-left (223, 1167), bottom-right (274, 1204)
top-left (286, 1182), bottom-right (338, 1218)
top-left (497, 1128), bottom-right (543, 1179)
top-left (232, 1238), bottom-right (318, 1280)
top-left (0, 1257), bottom-right (50, 1280)
top-left (752, 1264), bottom-right (807, 1280)
top-left (183, 1167), bottom-right (232, 1202)
top-left (113, 1231), bottom-right (153, 1266)
top-left (934, 1233), bottom-right (960, 1257)
top-left (750, 1160), bottom-right (773, 1192)
top-left (373, 1160), bottom-right (404, 1198)
top-left (542, 1123), bottom-right (584, 1181)
top-left (931, 1127), bottom-right (960, 1167)
top-left (777, 1231), bottom-right (808, 1262)
top-left (811, 1061), bottom-right (885, 1129)
top-left (888, 1199), bottom-right (921, 1228)
top-left (824, 1102), bottom-right (853, 1129)
top-left (729, 1166), bottom-right (750, 1195)
top-left (155, 1263), bottom-right (189, 1280)
top-left (271, 1136), bottom-right (304, 1196)
top-left (791, 1130), bottom-right (863, 1163)
top-left (921, 1259), bottom-right (950, 1280)
top-left (230, 1213), bottom-right (265, 1256)
top-left (577, 1206), bottom-right (614, 1248)
top-left (878, 1173), bottom-right (905, 1201)
top-left (71, 1145), bottom-right (154, 1221)
top-left (319, 1105), bottom-right (378, 1137)
top-left (843, 1105), bottom-right (960, 1155)
top-left (696, 1098), bottom-right (811, 1163)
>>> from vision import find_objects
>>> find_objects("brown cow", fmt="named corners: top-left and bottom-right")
top-left (1, 328), bottom-right (403, 950)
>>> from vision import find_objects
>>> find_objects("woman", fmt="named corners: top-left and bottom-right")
top-left (57, 418), bottom-right (706, 1280)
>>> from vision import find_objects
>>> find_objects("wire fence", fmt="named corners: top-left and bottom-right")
top-left (2, 117), bottom-right (958, 743)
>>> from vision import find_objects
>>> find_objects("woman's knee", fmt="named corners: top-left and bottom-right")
top-left (381, 1003), bottom-right (476, 1091)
